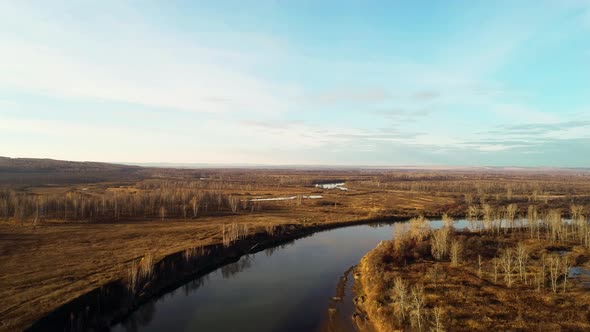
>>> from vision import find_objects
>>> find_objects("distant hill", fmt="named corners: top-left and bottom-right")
top-left (1, 156), bottom-right (588, 186)
top-left (0, 157), bottom-right (144, 186)
top-left (0, 157), bottom-right (141, 173)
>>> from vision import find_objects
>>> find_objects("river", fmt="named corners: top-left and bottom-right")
top-left (112, 220), bottom-right (470, 332)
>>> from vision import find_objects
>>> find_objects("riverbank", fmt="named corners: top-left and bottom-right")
top-left (1, 209), bottom-right (419, 332)
top-left (27, 216), bottom-right (410, 331)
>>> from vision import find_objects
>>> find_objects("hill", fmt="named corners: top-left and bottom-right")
top-left (0, 157), bottom-right (143, 185)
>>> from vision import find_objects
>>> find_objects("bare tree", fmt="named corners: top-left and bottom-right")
top-left (493, 257), bottom-right (499, 283)
top-left (482, 204), bottom-right (494, 232)
top-left (33, 196), bottom-right (41, 225)
top-left (478, 255), bottom-right (483, 278)
top-left (410, 284), bottom-right (426, 331)
top-left (182, 203), bottom-right (188, 220)
top-left (228, 195), bottom-right (240, 214)
top-left (450, 239), bottom-right (463, 266)
top-left (430, 306), bottom-right (445, 332)
top-left (527, 205), bottom-right (539, 239)
top-left (464, 193), bottom-right (474, 205)
top-left (190, 196), bottom-right (200, 218)
top-left (548, 255), bottom-right (560, 293)
top-left (467, 205), bottom-right (479, 230)
top-left (500, 249), bottom-right (515, 288)
top-left (562, 255), bottom-right (571, 293)
top-left (0, 197), bottom-right (8, 222)
top-left (531, 190), bottom-right (539, 203)
top-left (571, 205), bottom-right (584, 222)
top-left (431, 227), bottom-right (450, 261)
top-left (505, 203), bottom-right (518, 232)
top-left (506, 186), bottom-right (513, 200)
top-left (393, 276), bottom-right (409, 323)
top-left (127, 253), bottom-right (155, 292)
top-left (409, 215), bottom-right (431, 241)
top-left (442, 213), bottom-right (455, 229)
top-left (515, 242), bottom-right (528, 282)
top-left (540, 254), bottom-right (546, 292)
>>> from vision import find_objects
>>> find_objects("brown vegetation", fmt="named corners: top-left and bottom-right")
top-left (355, 204), bottom-right (590, 331)
top-left (1, 159), bottom-right (590, 331)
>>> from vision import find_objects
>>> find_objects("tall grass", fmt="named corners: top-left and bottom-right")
top-left (127, 253), bottom-right (154, 292)
top-left (221, 223), bottom-right (249, 247)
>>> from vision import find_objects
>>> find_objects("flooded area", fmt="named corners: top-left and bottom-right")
top-left (568, 266), bottom-right (590, 288)
top-left (316, 182), bottom-right (349, 191)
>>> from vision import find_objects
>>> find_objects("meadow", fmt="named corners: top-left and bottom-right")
top-left (1, 157), bottom-right (589, 331)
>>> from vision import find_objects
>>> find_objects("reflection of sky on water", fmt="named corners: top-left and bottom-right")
top-left (113, 220), bottom-right (461, 332)
top-left (430, 219), bottom-right (471, 230)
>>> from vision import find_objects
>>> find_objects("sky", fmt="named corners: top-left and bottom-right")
top-left (1, 0), bottom-right (589, 167)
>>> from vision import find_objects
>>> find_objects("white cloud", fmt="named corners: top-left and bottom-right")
top-left (0, 2), bottom-right (296, 116)
top-left (0, 1), bottom-right (587, 166)
top-left (0, 115), bottom-right (168, 141)
top-left (476, 144), bottom-right (515, 152)
top-left (309, 88), bottom-right (392, 104)
top-left (229, 120), bottom-right (365, 149)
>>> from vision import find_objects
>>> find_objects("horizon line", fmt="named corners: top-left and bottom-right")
top-left (2, 156), bottom-right (589, 171)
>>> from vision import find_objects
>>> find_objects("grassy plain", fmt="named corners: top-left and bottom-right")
top-left (1, 157), bottom-right (589, 331)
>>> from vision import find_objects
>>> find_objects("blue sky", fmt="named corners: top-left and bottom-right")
top-left (1, 0), bottom-right (589, 166)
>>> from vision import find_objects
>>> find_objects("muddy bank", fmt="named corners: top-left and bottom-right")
top-left (27, 216), bottom-right (408, 331)
top-left (351, 251), bottom-right (380, 332)
top-left (321, 266), bottom-right (355, 332)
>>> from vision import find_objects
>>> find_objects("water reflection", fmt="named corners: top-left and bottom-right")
top-left (183, 276), bottom-right (208, 296)
top-left (264, 240), bottom-right (295, 257)
top-left (120, 301), bottom-right (156, 332)
top-left (113, 220), bottom-right (473, 332)
top-left (221, 255), bottom-right (254, 279)
top-left (112, 224), bottom-right (396, 332)
top-left (322, 265), bottom-right (357, 332)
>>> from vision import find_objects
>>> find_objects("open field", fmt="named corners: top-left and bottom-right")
top-left (1, 158), bottom-right (590, 331)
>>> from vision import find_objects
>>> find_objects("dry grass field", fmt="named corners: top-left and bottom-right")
top-left (355, 212), bottom-right (590, 331)
top-left (1, 158), bottom-right (590, 331)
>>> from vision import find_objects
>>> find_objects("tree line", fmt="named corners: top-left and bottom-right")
top-left (0, 186), bottom-right (255, 223)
